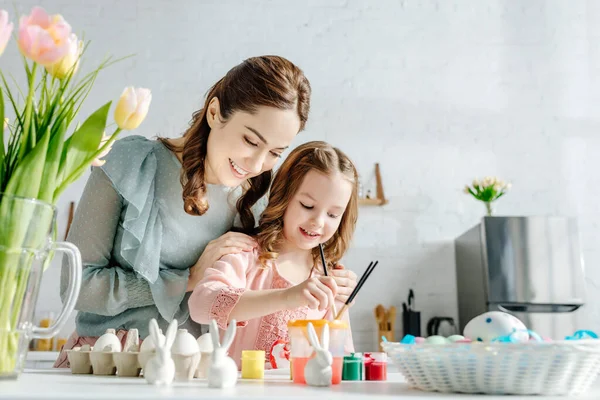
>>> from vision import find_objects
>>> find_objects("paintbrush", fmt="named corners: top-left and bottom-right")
top-left (335, 260), bottom-right (379, 320)
top-left (319, 243), bottom-right (338, 317)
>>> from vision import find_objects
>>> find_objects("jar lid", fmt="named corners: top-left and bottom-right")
top-left (366, 352), bottom-right (387, 362)
top-left (344, 353), bottom-right (362, 362)
top-left (242, 350), bottom-right (265, 360)
top-left (287, 319), bottom-right (349, 329)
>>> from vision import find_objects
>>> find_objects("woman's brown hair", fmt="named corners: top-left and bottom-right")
top-left (256, 141), bottom-right (359, 269)
top-left (160, 55), bottom-right (311, 231)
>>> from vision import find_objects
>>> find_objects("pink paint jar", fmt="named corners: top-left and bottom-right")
top-left (287, 319), bottom-right (348, 385)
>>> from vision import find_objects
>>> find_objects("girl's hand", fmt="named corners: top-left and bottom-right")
top-left (187, 232), bottom-right (257, 292)
top-left (285, 276), bottom-right (338, 311)
top-left (330, 263), bottom-right (357, 304)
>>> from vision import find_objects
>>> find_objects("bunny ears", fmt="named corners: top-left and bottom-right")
top-left (149, 318), bottom-right (178, 349)
top-left (307, 322), bottom-right (329, 351)
top-left (209, 319), bottom-right (237, 350)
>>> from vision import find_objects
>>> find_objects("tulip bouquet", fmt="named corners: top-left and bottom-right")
top-left (463, 176), bottom-right (511, 216)
top-left (0, 6), bottom-right (151, 375)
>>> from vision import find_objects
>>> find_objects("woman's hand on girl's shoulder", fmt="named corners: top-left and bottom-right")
top-left (186, 232), bottom-right (257, 292)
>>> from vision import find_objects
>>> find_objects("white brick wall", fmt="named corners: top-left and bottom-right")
top-left (3, 0), bottom-right (600, 350)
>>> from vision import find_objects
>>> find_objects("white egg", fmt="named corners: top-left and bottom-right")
top-left (93, 330), bottom-right (122, 352)
top-left (172, 329), bottom-right (200, 355)
top-left (140, 330), bottom-right (165, 353)
top-left (196, 332), bottom-right (214, 353)
top-left (447, 335), bottom-right (465, 342)
top-left (464, 311), bottom-right (528, 342)
top-left (425, 335), bottom-right (450, 345)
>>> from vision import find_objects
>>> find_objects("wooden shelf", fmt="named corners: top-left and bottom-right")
top-left (358, 163), bottom-right (388, 206)
top-left (359, 197), bottom-right (388, 206)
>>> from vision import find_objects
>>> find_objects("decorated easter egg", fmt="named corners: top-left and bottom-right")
top-left (93, 329), bottom-right (122, 352)
top-left (414, 337), bottom-right (426, 344)
top-left (464, 311), bottom-right (528, 342)
top-left (447, 335), bottom-right (465, 342)
top-left (425, 335), bottom-right (450, 345)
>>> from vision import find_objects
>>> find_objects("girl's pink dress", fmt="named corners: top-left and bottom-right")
top-left (188, 249), bottom-right (354, 369)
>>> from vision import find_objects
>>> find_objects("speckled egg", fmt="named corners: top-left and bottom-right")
top-left (464, 311), bottom-right (528, 342)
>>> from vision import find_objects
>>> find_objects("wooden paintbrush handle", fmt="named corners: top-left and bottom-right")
top-left (334, 303), bottom-right (349, 320)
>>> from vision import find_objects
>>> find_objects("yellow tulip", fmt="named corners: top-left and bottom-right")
top-left (114, 87), bottom-right (152, 130)
top-left (46, 33), bottom-right (82, 79)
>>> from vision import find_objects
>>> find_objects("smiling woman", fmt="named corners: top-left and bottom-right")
top-left (53, 55), bottom-right (318, 368)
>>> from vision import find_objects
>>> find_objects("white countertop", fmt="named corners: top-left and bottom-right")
top-left (1, 369), bottom-right (599, 399)
top-left (25, 351), bottom-right (59, 361)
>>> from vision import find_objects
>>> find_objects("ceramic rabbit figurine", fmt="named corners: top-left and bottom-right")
top-left (304, 322), bottom-right (333, 387)
top-left (144, 318), bottom-right (178, 385)
top-left (207, 319), bottom-right (238, 388)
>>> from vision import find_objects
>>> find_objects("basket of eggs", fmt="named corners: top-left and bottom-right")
top-left (382, 311), bottom-right (600, 396)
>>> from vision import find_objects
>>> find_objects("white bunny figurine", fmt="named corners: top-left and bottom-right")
top-left (304, 322), bottom-right (333, 387)
top-left (144, 318), bottom-right (178, 385)
top-left (207, 319), bottom-right (238, 388)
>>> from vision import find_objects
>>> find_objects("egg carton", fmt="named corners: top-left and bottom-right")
top-left (382, 340), bottom-right (600, 396)
top-left (66, 328), bottom-right (213, 380)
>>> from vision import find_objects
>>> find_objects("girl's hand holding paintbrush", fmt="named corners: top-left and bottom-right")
top-left (330, 263), bottom-right (358, 304)
top-left (284, 276), bottom-right (339, 311)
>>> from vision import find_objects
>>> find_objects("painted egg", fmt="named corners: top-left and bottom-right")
top-left (447, 335), bottom-right (466, 342)
top-left (93, 329), bottom-right (122, 352)
top-left (425, 335), bottom-right (450, 345)
top-left (464, 311), bottom-right (528, 342)
top-left (414, 337), bottom-right (426, 344)
top-left (172, 329), bottom-right (200, 355)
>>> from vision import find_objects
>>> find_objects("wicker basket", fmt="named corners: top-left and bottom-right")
top-left (383, 340), bottom-right (600, 396)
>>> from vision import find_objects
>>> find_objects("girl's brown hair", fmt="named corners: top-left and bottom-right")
top-left (160, 55), bottom-right (311, 231)
top-left (256, 141), bottom-right (359, 269)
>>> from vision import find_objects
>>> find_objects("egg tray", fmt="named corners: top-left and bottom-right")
top-left (382, 340), bottom-right (600, 396)
top-left (66, 348), bottom-right (211, 379)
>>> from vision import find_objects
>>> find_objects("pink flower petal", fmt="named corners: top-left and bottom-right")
top-left (0, 10), bottom-right (13, 55)
top-left (17, 7), bottom-right (71, 65)
top-left (28, 7), bottom-right (51, 28)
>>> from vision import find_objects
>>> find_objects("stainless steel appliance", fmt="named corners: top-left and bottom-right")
top-left (454, 216), bottom-right (586, 339)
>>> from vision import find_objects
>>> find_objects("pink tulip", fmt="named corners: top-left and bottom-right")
top-left (17, 6), bottom-right (72, 66)
top-left (0, 10), bottom-right (13, 57)
top-left (46, 33), bottom-right (83, 79)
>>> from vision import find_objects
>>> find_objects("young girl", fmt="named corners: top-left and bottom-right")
top-left (189, 141), bottom-right (358, 368)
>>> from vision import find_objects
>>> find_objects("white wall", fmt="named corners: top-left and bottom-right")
top-left (3, 0), bottom-right (600, 350)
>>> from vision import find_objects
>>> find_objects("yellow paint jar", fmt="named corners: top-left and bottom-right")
top-left (241, 350), bottom-right (265, 379)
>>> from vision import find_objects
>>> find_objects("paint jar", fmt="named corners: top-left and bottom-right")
top-left (364, 352), bottom-right (387, 381)
top-left (241, 350), bottom-right (265, 379)
top-left (342, 353), bottom-right (363, 380)
top-left (287, 319), bottom-right (348, 385)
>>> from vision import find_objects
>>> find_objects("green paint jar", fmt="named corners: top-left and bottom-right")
top-left (342, 353), bottom-right (363, 381)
